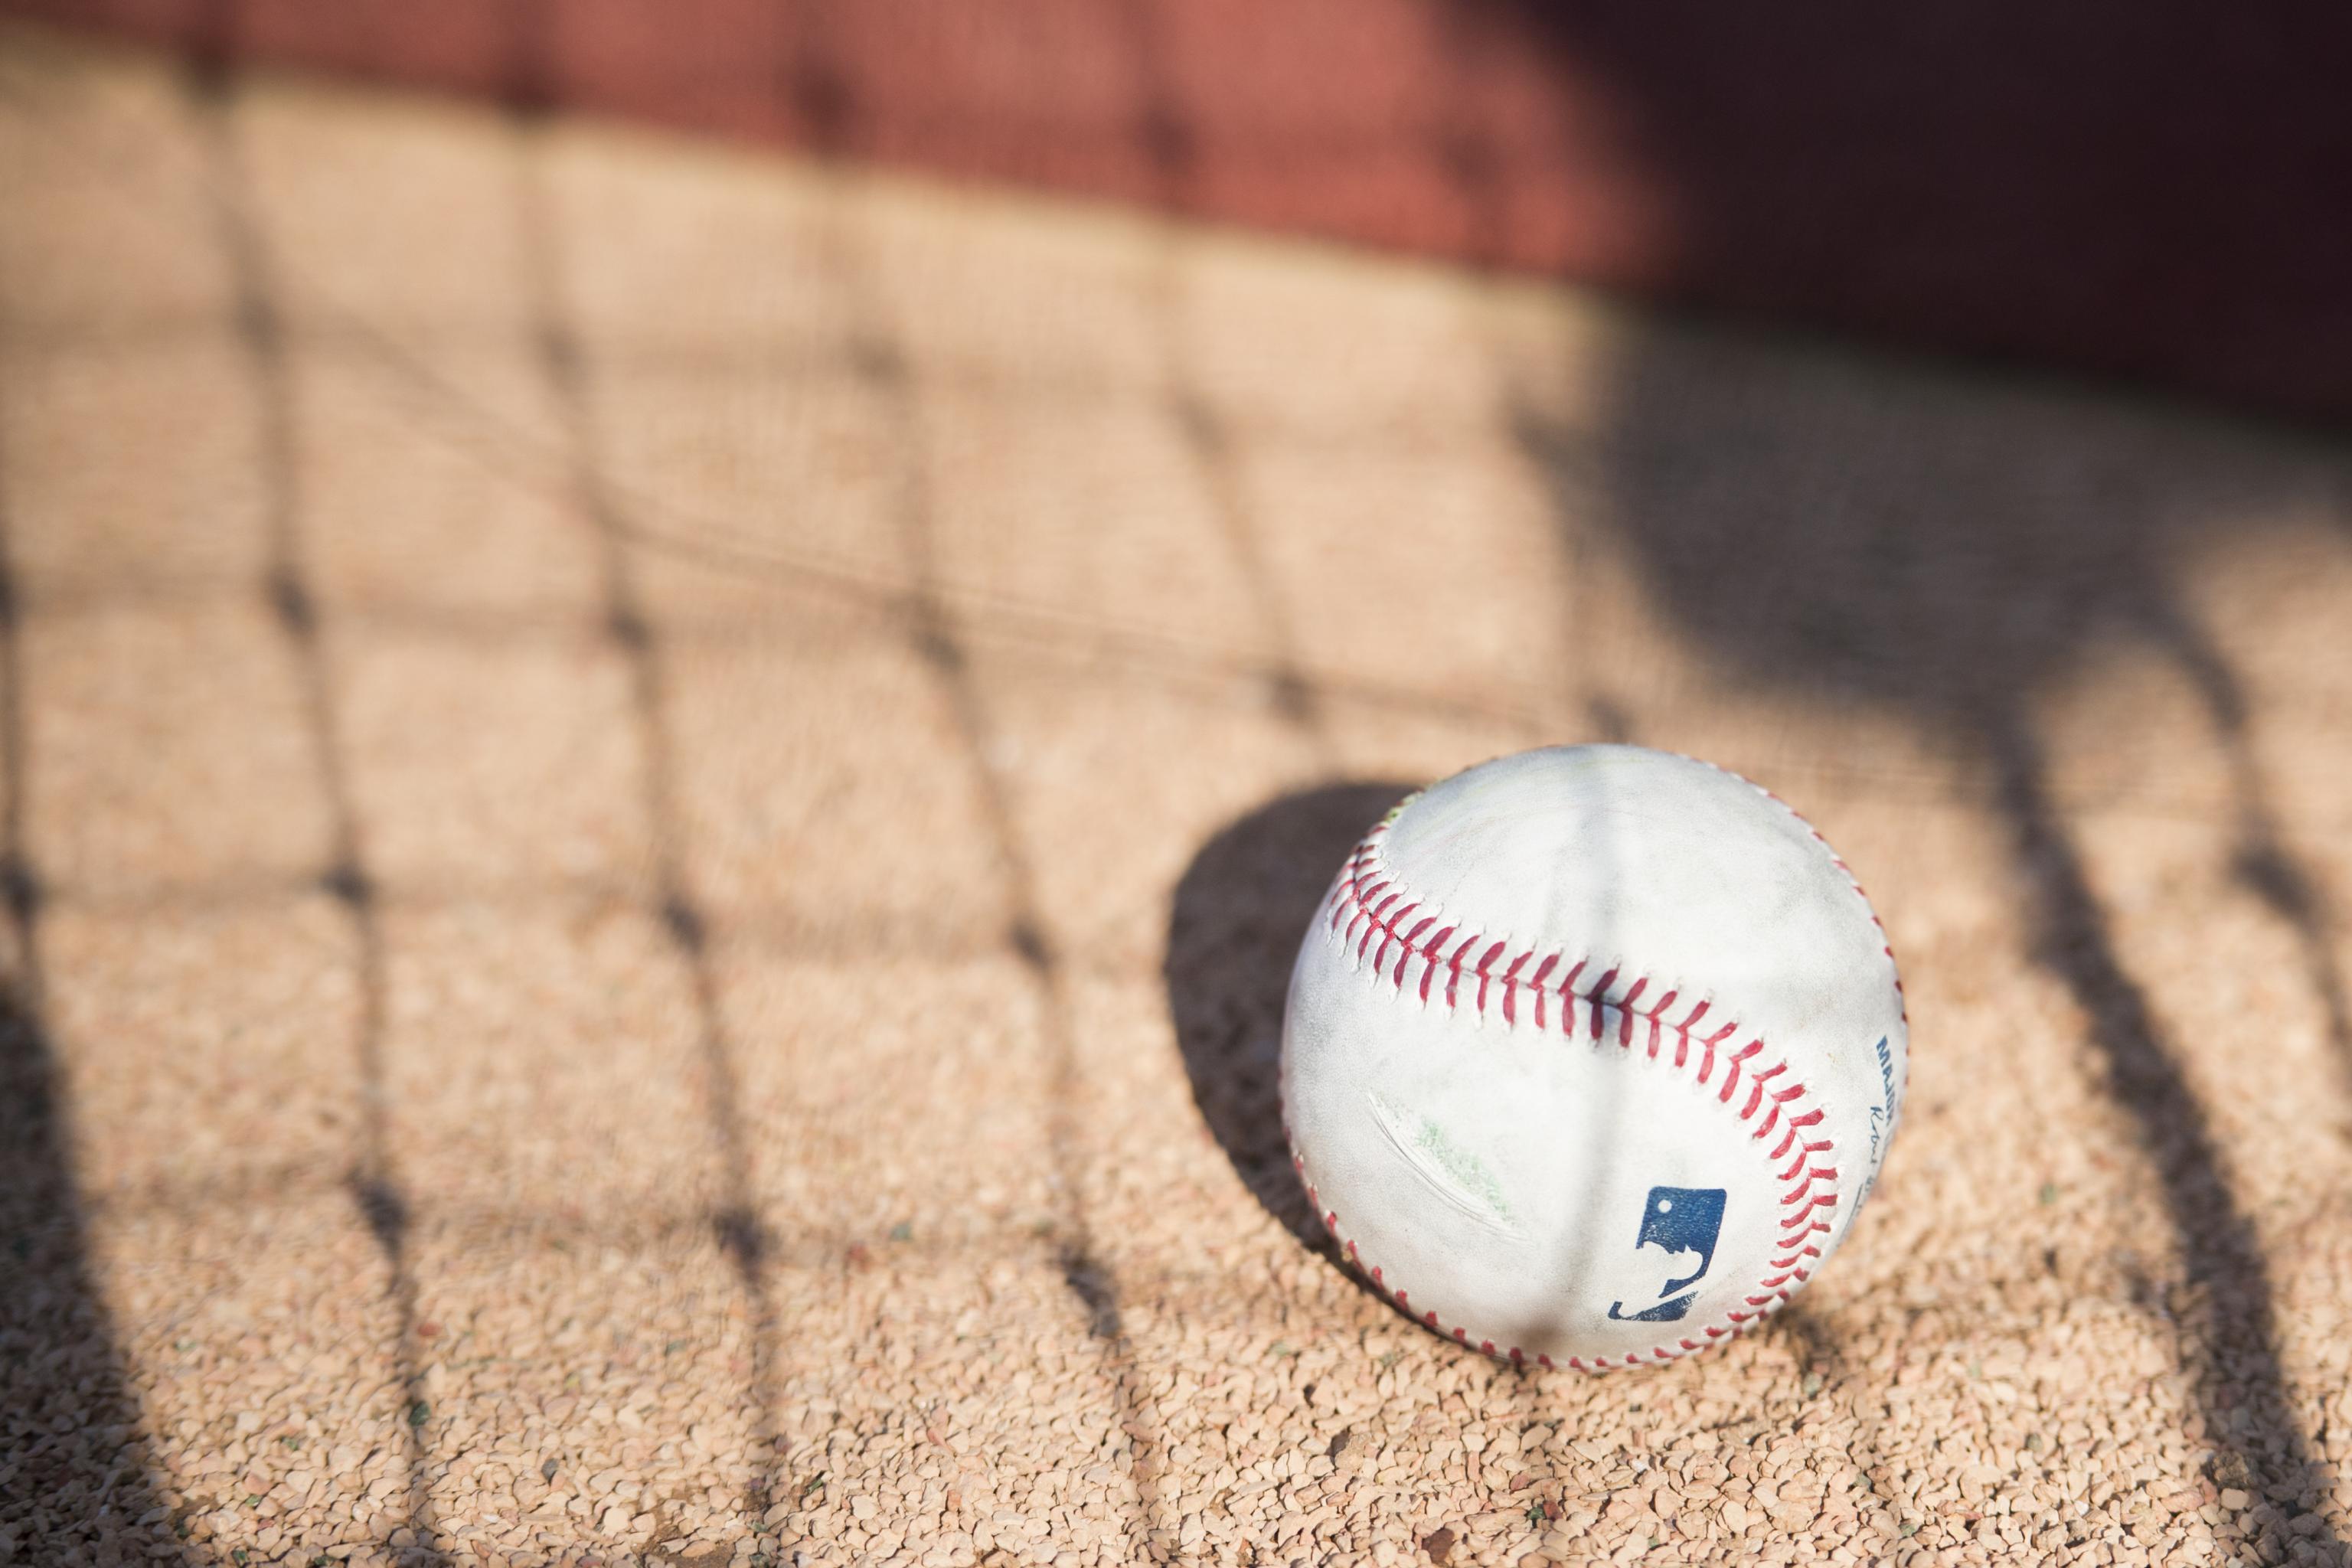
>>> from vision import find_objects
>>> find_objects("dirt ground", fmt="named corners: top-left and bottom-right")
top-left (5, 23), bottom-right (2352, 1568)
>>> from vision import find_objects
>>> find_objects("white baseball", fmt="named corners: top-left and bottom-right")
top-left (1281, 745), bottom-right (1907, 1370)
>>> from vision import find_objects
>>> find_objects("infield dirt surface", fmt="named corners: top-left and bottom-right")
top-left (5, 24), bottom-right (2352, 1568)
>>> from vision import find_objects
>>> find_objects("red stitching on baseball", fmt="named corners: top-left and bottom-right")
top-left (1474, 940), bottom-right (1506, 1014)
top-left (1500, 951), bottom-right (1530, 1024)
top-left (1419, 926), bottom-right (1453, 1004)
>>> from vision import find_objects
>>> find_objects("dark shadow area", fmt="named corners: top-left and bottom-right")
top-left (1164, 783), bottom-right (1413, 1251)
top-left (1475, 2), bottom-right (2352, 426)
top-left (1511, 323), bottom-right (2350, 1537)
top-left (0, 978), bottom-right (201, 1564)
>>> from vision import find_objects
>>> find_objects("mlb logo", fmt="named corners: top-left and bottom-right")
top-left (1607, 1186), bottom-right (1727, 1323)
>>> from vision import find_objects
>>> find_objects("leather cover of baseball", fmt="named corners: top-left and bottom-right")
top-left (1282, 745), bottom-right (1908, 1370)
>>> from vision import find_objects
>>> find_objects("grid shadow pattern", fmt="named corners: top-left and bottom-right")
top-left (2, 24), bottom-right (2351, 1568)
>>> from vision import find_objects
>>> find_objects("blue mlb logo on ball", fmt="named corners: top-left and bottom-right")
top-left (1608, 1186), bottom-right (1727, 1322)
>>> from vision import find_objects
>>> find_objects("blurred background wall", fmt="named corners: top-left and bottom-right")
top-left (6, 0), bottom-right (2350, 428)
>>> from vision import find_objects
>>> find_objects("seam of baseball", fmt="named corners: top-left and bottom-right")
top-left (1299, 809), bottom-right (1848, 1370)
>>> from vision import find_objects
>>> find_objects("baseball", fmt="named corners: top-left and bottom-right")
top-left (1281, 745), bottom-right (1908, 1369)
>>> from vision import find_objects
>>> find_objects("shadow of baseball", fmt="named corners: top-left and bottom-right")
top-left (1164, 782), bottom-right (1415, 1256)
